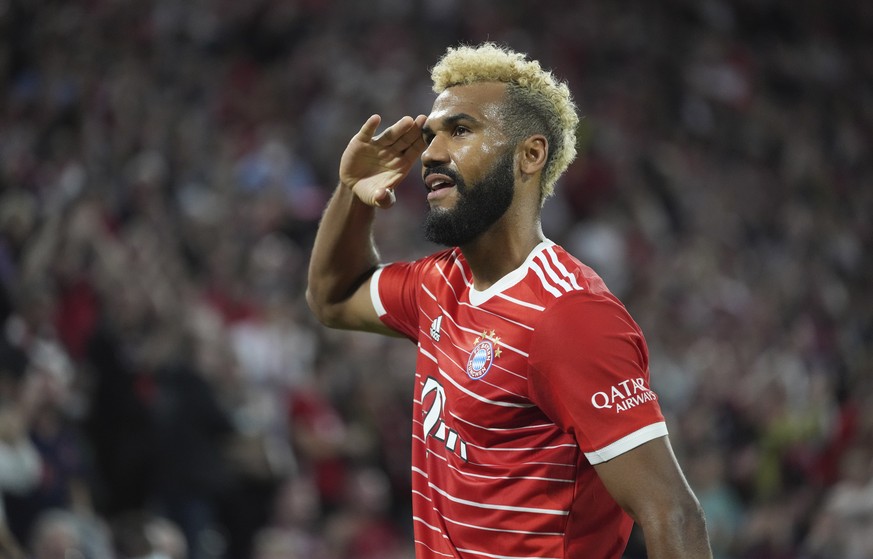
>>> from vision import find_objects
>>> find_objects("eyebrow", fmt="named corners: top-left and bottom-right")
top-left (422, 112), bottom-right (480, 136)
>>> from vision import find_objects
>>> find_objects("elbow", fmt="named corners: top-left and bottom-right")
top-left (305, 286), bottom-right (329, 325)
top-left (655, 494), bottom-right (708, 536)
top-left (673, 498), bottom-right (708, 535)
top-left (644, 498), bottom-right (712, 558)
top-left (676, 499), bottom-right (712, 556)
top-left (305, 286), bottom-right (343, 329)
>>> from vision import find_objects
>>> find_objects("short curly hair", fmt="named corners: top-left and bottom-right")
top-left (430, 42), bottom-right (579, 202)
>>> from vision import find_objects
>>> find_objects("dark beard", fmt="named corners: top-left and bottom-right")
top-left (423, 151), bottom-right (515, 247)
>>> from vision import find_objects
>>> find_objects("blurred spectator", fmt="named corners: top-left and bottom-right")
top-left (250, 475), bottom-right (328, 559)
top-left (27, 507), bottom-right (112, 559)
top-left (0, 343), bottom-right (41, 559)
top-left (147, 515), bottom-right (189, 559)
top-left (149, 348), bottom-right (235, 559)
top-left (323, 466), bottom-right (410, 559)
top-left (686, 445), bottom-right (743, 557)
top-left (27, 509), bottom-right (86, 559)
top-left (803, 443), bottom-right (873, 558)
top-left (109, 510), bottom-right (187, 559)
top-left (3, 328), bottom-right (94, 549)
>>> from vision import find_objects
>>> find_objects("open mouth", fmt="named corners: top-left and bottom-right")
top-left (425, 173), bottom-right (456, 192)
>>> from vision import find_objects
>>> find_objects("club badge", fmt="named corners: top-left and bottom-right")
top-left (466, 330), bottom-right (502, 380)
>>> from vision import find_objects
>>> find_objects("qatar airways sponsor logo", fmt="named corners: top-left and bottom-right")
top-left (591, 378), bottom-right (657, 413)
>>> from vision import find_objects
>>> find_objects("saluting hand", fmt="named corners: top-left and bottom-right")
top-left (339, 114), bottom-right (427, 208)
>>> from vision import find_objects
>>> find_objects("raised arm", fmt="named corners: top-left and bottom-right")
top-left (306, 114), bottom-right (427, 333)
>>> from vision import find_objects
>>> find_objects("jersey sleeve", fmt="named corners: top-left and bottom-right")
top-left (527, 292), bottom-right (667, 465)
top-left (370, 259), bottom-right (428, 342)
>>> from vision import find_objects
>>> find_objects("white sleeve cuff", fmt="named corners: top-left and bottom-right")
top-left (370, 266), bottom-right (387, 317)
top-left (584, 422), bottom-right (669, 465)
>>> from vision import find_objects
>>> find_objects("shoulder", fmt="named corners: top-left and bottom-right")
top-left (541, 243), bottom-right (612, 294)
top-left (375, 248), bottom-right (469, 305)
top-left (380, 248), bottom-right (461, 281)
top-left (520, 242), bottom-right (614, 302)
top-left (482, 241), bottom-right (624, 325)
top-left (530, 244), bottom-right (644, 350)
top-left (537, 290), bottom-right (640, 340)
top-left (409, 247), bottom-right (464, 273)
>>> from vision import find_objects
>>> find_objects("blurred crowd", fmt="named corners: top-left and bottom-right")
top-left (0, 0), bottom-right (871, 558)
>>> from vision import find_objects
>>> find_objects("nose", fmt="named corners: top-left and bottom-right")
top-left (421, 133), bottom-right (449, 169)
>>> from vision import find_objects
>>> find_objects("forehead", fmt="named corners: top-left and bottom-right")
top-left (427, 82), bottom-right (508, 124)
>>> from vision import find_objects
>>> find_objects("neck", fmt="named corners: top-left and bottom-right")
top-left (459, 217), bottom-right (544, 291)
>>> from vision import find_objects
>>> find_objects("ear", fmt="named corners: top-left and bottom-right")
top-left (518, 134), bottom-right (548, 176)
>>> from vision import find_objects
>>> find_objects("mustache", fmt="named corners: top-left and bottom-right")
top-left (423, 166), bottom-right (464, 186)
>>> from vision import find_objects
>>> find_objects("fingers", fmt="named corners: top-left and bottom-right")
top-left (359, 114), bottom-right (427, 156)
top-left (356, 114), bottom-right (383, 141)
top-left (358, 113), bottom-right (427, 143)
top-left (345, 112), bottom-right (426, 210)
top-left (406, 114), bottom-right (428, 153)
top-left (394, 114), bottom-right (428, 151)
top-left (372, 115), bottom-right (421, 146)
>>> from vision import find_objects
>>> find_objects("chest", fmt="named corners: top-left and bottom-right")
top-left (414, 291), bottom-right (544, 433)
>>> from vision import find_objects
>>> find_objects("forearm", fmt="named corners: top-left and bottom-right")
top-left (306, 183), bottom-right (380, 324)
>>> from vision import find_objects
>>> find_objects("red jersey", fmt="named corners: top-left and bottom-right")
top-left (371, 240), bottom-right (667, 559)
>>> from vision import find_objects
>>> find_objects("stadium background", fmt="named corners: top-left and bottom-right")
top-left (0, 1), bottom-right (870, 558)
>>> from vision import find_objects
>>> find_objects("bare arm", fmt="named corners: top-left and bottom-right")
top-left (306, 114), bottom-right (427, 333)
top-left (594, 436), bottom-right (713, 558)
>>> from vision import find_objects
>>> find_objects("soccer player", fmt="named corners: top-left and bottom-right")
top-left (307, 43), bottom-right (713, 558)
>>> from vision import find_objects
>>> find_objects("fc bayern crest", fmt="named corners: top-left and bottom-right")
top-left (466, 330), bottom-right (502, 380)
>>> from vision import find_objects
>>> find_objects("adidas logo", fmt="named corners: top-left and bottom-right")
top-left (430, 316), bottom-right (443, 341)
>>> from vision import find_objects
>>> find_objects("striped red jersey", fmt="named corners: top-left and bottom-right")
top-left (370, 240), bottom-right (667, 559)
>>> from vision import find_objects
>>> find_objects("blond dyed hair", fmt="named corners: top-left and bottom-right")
top-left (431, 43), bottom-right (579, 202)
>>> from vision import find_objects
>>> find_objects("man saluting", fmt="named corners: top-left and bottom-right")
top-left (307, 42), bottom-right (712, 559)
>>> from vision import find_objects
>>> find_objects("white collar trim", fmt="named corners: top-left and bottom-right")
top-left (467, 239), bottom-right (554, 306)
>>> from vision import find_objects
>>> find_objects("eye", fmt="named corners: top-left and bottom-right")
top-left (452, 125), bottom-right (470, 137)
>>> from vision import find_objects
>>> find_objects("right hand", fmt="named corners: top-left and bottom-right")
top-left (339, 114), bottom-right (427, 208)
